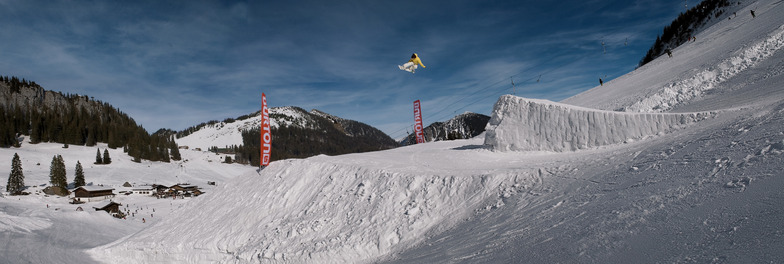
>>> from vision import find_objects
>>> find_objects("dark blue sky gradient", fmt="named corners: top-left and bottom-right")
top-left (0, 0), bottom-right (688, 139)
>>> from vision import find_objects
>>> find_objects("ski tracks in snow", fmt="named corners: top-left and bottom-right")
top-left (626, 25), bottom-right (784, 113)
top-left (0, 210), bottom-right (52, 234)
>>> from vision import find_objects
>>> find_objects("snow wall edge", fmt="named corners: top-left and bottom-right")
top-left (484, 95), bottom-right (716, 152)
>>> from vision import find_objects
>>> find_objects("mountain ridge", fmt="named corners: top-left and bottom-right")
top-left (0, 76), bottom-right (180, 162)
top-left (400, 112), bottom-right (491, 146)
top-left (175, 106), bottom-right (398, 165)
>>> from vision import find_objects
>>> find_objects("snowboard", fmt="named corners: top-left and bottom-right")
top-left (399, 63), bottom-right (417, 73)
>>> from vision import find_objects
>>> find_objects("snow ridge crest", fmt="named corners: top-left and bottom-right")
top-left (626, 25), bottom-right (784, 112)
top-left (485, 95), bottom-right (715, 152)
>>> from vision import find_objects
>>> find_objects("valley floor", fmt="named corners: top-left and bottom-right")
top-left (0, 145), bottom-right (252, 263)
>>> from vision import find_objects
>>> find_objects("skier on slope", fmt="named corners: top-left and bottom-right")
top-left (399, 53), bottom-right (426, 73)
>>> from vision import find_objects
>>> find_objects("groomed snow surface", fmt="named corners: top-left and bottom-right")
top-left (4, 0), bottom-right (784, 263)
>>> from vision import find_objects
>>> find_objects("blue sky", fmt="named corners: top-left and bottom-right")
top-left (0, 0), bottom-right (687, 139)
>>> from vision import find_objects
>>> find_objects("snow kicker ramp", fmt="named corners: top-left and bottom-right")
top-left (485, 95), bottom-right (715, 152)
top-left (90, 155), bottom-right (541, 263)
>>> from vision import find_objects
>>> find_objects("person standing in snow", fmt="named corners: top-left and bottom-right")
top-left (750, 10), bottom-right (756, 18)
top-left (599, 78), bottom-right (603, 86)
top-left (399, 53), bottom-right (426, 73)
top-left (666, 49), bottom-right (673, 58)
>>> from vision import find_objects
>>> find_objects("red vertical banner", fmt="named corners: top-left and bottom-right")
top-left (413, 100), bottom-right (425, 144)
top-left (260, 93), bottom-right (271, 166)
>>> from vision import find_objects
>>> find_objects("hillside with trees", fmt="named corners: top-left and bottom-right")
top-left (400, 112), bottom-right (490, 146)
top-left (638, 0), bottom-right (733, 67)
top-left (184, 107), bottom-right (398, 166)
top-left (0, 75), bottom-right (181, 162)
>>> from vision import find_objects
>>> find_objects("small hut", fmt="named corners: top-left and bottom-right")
top-left (93, 201), bottom-right (121, 214)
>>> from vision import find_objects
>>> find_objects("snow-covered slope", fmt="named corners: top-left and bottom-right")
top-left (175, 107), bottom-right (396, 151)
top-left (7, 0), bottom-right (784, 263)
top-left (0, 142), bottom-right (247, 188)
top-left (90, 144), bottom-right (549, 262)
top-left (90, 1), bottom-right (784, 263)
top-left (0, 141), bottom-right (254, 263)
top-left (174, 107), bottom-right (308, 150)
top-left (563, 0), bottom-right (784, 112)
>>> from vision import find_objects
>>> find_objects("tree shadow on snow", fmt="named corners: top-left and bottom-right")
top-left (452, 144), bottom-right (489, 150)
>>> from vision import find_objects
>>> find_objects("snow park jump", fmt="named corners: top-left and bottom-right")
top-left (484, 95), bottom-right (717, 152)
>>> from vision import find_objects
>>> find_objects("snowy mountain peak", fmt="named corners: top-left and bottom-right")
top-left (175, 107), bottom-right (396, 152)
top-left (400, 112), bottom-right (490, 145)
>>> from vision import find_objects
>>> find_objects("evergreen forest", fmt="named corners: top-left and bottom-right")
top-left (638, 0), bottom-right (733, 66)
top-left (0, 75), bottom-right (181, 162)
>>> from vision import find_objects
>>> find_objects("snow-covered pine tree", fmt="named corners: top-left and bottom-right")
top-left (49, 155), bottom-right (67, 188)
top-left (103, 149), bottom-right (111, 164)
top-left (7, 153), bottom-right (25, 194)
top-left (170, 143), bottom-right (182, 161)
top-left (74, 161), bottom-right (85, 188)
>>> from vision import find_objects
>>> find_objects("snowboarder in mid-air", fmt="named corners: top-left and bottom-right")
top-left (399, 53), bottom-right (426, 73)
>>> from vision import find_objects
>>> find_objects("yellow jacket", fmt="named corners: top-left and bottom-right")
top-left (408, 54), bottom-right (426, 68)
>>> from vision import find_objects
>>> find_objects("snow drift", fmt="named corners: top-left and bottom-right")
top-left (484, 95), bottom-right (715, 152)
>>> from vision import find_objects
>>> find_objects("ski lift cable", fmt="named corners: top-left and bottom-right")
top-left (389, 13), bottom-right (654, 138)
top-left (434, 48), bottom-right (576, 110)
top-left (424, 70), bottom-right (546, 127)
top-left (420, 59), bottom-right (555, 128)
top-left (428, 63), bottom-right (568, 124)
top-left (424, 51), bottom-right (594, 128)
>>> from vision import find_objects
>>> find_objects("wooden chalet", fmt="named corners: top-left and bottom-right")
top-left (93, 201), bottom-right (123, 218)
top-left (72, 186), bottom-right (116, 202)
top-left (170, 184), bottom-right (200, 197)
top-left (93, 201), bottom-right (121, 214)
top-left (170, 184), bottom-right (199, 193)
top-left (152, 184), bottom-right (170, 196)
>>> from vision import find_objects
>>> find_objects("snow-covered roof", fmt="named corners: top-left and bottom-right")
top-left (74, 186), bottom-right (115, 192)
top-left (131, 186), bottom-right (154, 190)
top-left (169, 184), bottom-right (198, 189)
top-left (92, 201), bottom-right (121, 210)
